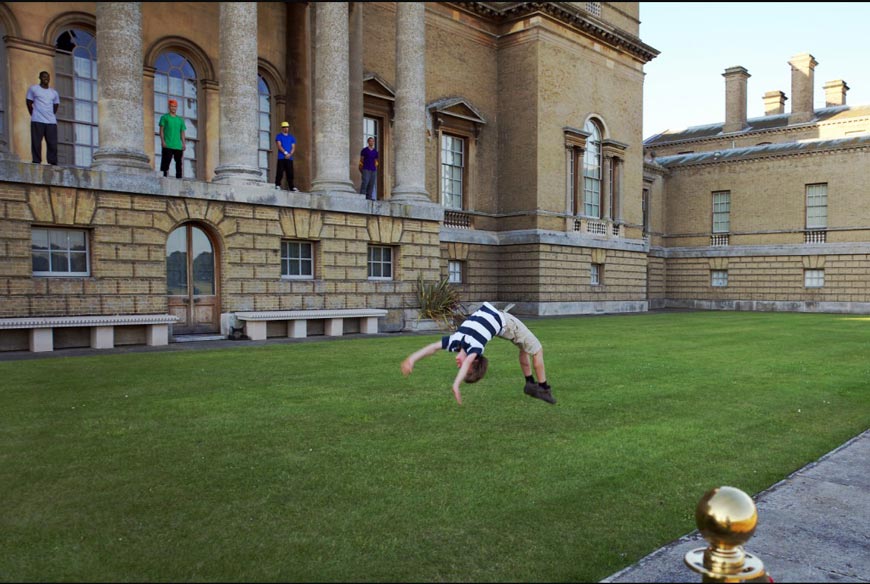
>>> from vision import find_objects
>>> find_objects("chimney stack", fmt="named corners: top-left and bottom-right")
top-left (788, 53), bottom-right (817, 124)
top-left (823, 80), bottom-right (849, 107)
top-left (722, 66), bottom-right (750, 133)
top-left (763, 91), bottom-right (787, 116)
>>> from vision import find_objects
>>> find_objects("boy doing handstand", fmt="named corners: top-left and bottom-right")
top-left (400, 301), bottom-right (556, 405)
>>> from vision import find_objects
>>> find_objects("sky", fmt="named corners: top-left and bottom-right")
top-left (639, 2), bottom-right (870, 139)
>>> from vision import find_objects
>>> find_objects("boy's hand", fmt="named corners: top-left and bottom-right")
top-left (452, 384), bottom-right (462, 405)
top-left (401, 358), bottom-right (414, 376)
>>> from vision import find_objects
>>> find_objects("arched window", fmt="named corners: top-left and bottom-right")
top-left (54, 28), bottom-right (98, 167)
top-left (154, 52), bottom-right (198, 178)
top-left (583, 119), bottom-right (603, 218)
top-left (257, 74), bottom-right (272, 182)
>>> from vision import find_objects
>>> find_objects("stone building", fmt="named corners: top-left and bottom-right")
top-left (644, 53), bottom-right (870, 313)
top-left (0, 2), bottom-right (658, 351)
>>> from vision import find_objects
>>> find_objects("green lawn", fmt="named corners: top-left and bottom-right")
top-left (1, 311), bottom-right (868, 582)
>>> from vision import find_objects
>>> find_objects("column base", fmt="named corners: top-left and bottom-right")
top-left (212, 164), bottom-right (265, 185)
top-left (310, 177), bottom-right (356, 195)
top-left (390, 185), bottom-right (432, 203)
top-left (91, 148), bottom-right (153, 174)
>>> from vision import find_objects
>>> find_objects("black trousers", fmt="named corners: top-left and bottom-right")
top-left (275, 159), bottom-right (294, 189)
top-left (160, 147), bottom-right (184, 178)
top-left (31, 121), bottom-right (58, 165)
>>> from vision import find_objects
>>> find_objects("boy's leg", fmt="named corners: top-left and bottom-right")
top-left (173, 148), bottom-right (183, 178)
top-left (275, 159), bottom-right (285, 187)
top-left (45, 124), bottom-right (58, 165)
top-left (160, 147), bottom-right (172, 176)
top-left (31, 122), bottom-right (43, 163)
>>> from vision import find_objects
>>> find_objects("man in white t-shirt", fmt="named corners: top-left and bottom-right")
top-left (25, 71), bottom-right (60, 165)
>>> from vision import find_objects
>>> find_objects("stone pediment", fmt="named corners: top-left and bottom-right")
top-left (428, 97), bottom-right (487, 125)
top-left (363, 74), bottom-right (395, 101)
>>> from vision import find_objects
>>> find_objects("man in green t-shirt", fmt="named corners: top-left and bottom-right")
top-left (159, 99), bottom-right (187, 178)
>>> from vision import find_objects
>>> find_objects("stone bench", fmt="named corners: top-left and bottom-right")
top-left (0, 314), bottom-right (179, 353)
top-left (234, 309), bottom-right (388, 341)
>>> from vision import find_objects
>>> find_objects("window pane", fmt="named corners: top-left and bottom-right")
top-left (32, 251), bottom-right (50, 272)
top-left (70, 252), bottom-right (88, 273)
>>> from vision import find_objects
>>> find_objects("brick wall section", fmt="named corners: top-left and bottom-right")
top-left (0, 184), bottom-right (441, 319)
top-left (665, 255), bottom-right (870, 303)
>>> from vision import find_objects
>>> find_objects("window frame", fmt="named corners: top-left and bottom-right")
top-left (440, 132), bottom-right (466, 210)
top-left (367, 245), bottom-right (394, 281)
top-left (153, 51), bottom-right (200, 179)
top-left (32, 227), bottom-right (91, 277)
top-left (280, 240), bottom-right (315, 280)
top-left (54, 27), bottom-right (99, 168)
top-left (257, 74), bottom-right (272, 183)
top-left (806, 183), bottom-right (828, 230)
top-left (712, 191), bottom-right (731, 234)
top-left (804, 269), bottom-right (825, 288)
top-left (711, 270), bottom-right (729, 287)
top-left (591, 263), bottom-right (603, 286)
top-left (447, 260), bottom-right (464, 284)
top-left (583, 119), bottom-right (603, 218)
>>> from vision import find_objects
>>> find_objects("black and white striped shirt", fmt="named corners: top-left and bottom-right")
top-left (441, 302), bottom-right (504, 356)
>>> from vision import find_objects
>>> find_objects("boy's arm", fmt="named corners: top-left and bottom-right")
top-left (450, 352), bottom-right (477, 405)
top-left (401, 341), bottom-right (442, 376)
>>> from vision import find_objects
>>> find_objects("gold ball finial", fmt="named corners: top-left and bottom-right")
top-left (684, 486), bottom-right (766, 582)
top-left (695, 486), bottom-right (758, 548)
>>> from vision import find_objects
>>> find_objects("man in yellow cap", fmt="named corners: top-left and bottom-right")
top-left (275, 121), bottom-right (297, 191)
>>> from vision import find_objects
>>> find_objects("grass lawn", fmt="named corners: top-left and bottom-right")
top-left (1, 311), bottom-right (868, 582)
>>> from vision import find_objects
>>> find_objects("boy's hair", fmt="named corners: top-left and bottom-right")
top-left (464, 355), bottom-right (489, 384)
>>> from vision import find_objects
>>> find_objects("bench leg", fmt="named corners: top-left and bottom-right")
top-left (91, 326), bottom-right (115, 349)
top-left (146, 324), bottom-right (169, 346)
top-left (324, 318), bottom-right (343, 337)
top-left (288, 320), bottom-right (307, 339)
top-left (361, 316), bottom-right (379, 335)
top-left (30, 328), bottom-right (53, 352)
top-left (245, 321), bottom-right (267, 341)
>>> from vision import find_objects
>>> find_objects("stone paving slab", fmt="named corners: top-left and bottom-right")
top-left (602, 430), bottom-right (870, 583)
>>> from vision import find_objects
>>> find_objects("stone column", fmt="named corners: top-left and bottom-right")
top-left (349, 3), bottom-right (364, 192)
top-left (213, 2), bottom-right (263, 184)
top-left (391, 2), bottom-right (429, 202)
top-left (311, 2), bottom-right (355, 194)
top-left (602, 155), bottom-right (612, 221)
top-left (90, 2), bottom-right (152, 174)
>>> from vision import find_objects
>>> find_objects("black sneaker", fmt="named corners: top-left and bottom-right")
top-left (529, 386), bottom-right (557, 405)
top-left (524, 380), bottom-right (538, 396)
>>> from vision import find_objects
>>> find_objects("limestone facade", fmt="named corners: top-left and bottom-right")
top-left (644, 52), bottom-right (870, 313)
top-left (0, 1), bottom-right (659, 351)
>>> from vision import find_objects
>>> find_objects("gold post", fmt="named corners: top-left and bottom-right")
top-left (684, 486), bottom-right (767, 583)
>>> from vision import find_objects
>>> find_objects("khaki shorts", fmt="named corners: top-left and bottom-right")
top-left (498, 311), bottom-right (542, 355)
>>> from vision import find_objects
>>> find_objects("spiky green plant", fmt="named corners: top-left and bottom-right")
top-left (416, 275), bottom-right (467, 330)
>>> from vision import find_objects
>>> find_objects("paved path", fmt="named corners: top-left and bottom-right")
top-left (602, 429), bottom-right (870, 583)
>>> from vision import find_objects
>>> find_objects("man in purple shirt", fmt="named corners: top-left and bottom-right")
top-left (358, 137), bottom-right (379, 200)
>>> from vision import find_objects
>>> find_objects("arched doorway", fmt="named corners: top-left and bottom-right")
top-left (166, 223), bottom-right (220, 335)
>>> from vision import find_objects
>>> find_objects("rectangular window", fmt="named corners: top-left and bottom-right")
top-left (712, 191), bottom-right (731, 233)
top-left (448, 260), bottom-right (464, 284)
top-left (441, 134), bottom-right (465, 210)
top-left (281, 240), bottom-right (314, 279)
top-left (806, 183), bottom-right (827, 229)
top-left (368, 245), bottom-right (393, 280)
top-left (804, 269), bottom-right (824, 288)
top-left (711, 270), bottom-right (728, 287)
top-left (32, 227), bottom-right (90, 276)
top-left (591, 263), bottom-right (603, 286)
